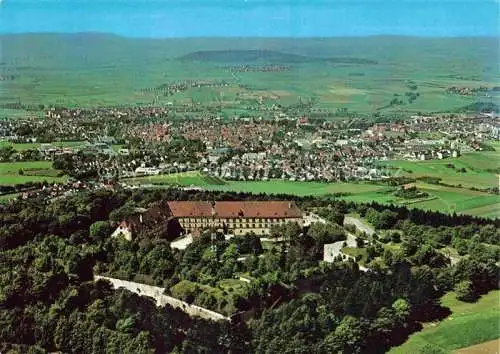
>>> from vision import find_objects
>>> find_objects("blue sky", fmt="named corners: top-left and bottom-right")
top-left (0, 0), bottom-right (498, 37)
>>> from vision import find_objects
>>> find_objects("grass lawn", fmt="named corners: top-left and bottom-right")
top-left (127, 171), bottom-right (226, 186)
top-left (0, 141), bottom-right (40, 151)
top-left (0, 161), bottom-right (67, 185)
top-left (340, 190), bottom-right (398, 204)
top-left (389, 290), bottom-right (500, 354)
top-left (341, 247), bottom-right (368, 265)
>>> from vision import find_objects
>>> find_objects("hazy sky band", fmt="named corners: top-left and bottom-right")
top-left (1, 0), bottom-right (498, 37)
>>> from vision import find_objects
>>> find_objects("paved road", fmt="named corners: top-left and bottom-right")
top-left (237, 254), bottom-right (265, 262)
top-left (260, 237), bottom-right (285, 242)
top-left (323, 232), bottom-right (356, 262)
top-left (170, 235), bottom-right (193, 250)
top-left (344, 216), bottom-right (375, 236)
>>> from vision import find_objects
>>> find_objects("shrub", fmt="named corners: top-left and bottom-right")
top-left (455, 280), bottom-right (477, 302)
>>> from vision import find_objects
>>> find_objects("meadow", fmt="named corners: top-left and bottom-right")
top-left (209, 180), bottom-right (392, 196)
top-left (389, 290), bottom-right (500, 354)
top-left (0, 141), bottom-right (40, 151)
top-left (127, 171), bottom-right (393, 196)
top-left (380, 151), bottom-right (499, 189)
top-left (1, 34), bottom-right (498, 116)
top-left (409, 182), bottom-right (500, 216)
top-left (0, 140), bottom-right (112, 150)
top-left (0, 161), bottom-right (67, 185)
top-left (127, 171), bottom-right (226, 187)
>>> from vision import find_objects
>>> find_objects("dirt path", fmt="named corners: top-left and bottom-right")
top-left (454, 339), bottom-right (499, 354)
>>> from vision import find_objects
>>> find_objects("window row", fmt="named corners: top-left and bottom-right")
top-left (182, 222), bottom-right (274, 229)
top-left (181, 217), bottom-right (287, 224)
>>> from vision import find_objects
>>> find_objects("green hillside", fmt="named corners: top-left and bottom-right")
top-left (178, 49), bottom-right (378, 64)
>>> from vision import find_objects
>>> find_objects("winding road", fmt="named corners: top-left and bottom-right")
top-left (343, 215), bottom-right (375, 236)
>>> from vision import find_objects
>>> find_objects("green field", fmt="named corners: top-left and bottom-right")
top-left (128, 171), bottom-right (393, 196)
top-left (1, 34), bottom-right (498, 116)
top-left (389, 290), bottom-right (500, 354)
top-left (209, 180), bottom-right (392, 196)
top-left (127, 171), bottom-right (226, 187)
top-left (341, 247), bottom-right (369, 265)
top-left (380, 152), bottom-right (499, 189)
top-left (0, 161), bottom-right (67, 185)
top-left (376, 149), bottom-right (500, 217)
top-left (127, 170), bottom-right (498, 217)
top-left (0, 141), bottom-right (40, 151)
top-left (408, 182), bottom-right (500, 217)
top-left (213, 180), bottom-right (498, 218)
top-left (0, 140), bottom-right (88, 151)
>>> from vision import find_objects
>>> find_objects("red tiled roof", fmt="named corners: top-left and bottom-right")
top-left (167, 201), bottom-right (302, 219)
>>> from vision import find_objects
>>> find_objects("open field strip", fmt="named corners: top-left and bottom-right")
top-left (207, 180), bottom-right (392, 196)
top-left (0, 140), bottom-right (88, 150)
top-left (0, 161), bottom-right (67, 185)
top-left (407, 182), bottom-right (500, 216)
top-left (127, 171), bottom-right (391, 195)
top-left (461, 203), bottom-right (500, 218)
top-left (389, 290), bottom-right (500, 354)
top-left (126, 171), bottom-right (226, 187)
top-left (380, 152), bottom-right (499, 189)
top-left (0, 141), bottom-right (40, 150)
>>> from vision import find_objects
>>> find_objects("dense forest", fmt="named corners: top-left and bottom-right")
top-left (0, 187), bottom-right (498, 353)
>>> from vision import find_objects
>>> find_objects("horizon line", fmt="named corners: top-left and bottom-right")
top-left (1, 31), bottom-right (499, 40)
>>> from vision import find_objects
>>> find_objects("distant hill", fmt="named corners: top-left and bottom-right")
top-left (1, 33), bottom-right (497, 67)
top-left (178, 50), bottom-right (377, 64)
top-left (0, 33), bottom-right (498, 112)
